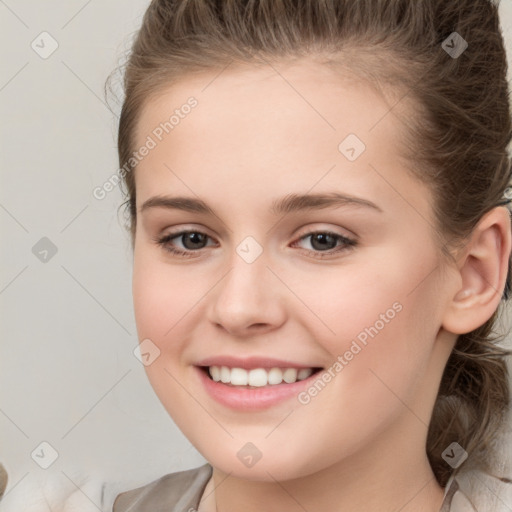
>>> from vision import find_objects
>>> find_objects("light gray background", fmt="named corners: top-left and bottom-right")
top-left (1, 0), bottom-right (512, 509)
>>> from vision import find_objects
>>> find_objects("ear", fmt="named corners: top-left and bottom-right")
top-left (442, 206), bottom-right (512, 335)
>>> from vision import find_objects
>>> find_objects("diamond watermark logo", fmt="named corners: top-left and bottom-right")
top-left (442, 32), bottom-right (468, 59)
top-left (32, 237), bottom-right (58, 263)
top-left (134, 338), bottom-right (161, 366)
top-left (236, 236), bottom-right (263, 264)
top-left (31, 441), bottom-right (59, 469)
top-left (338, 134), bottom-right (366, 162)
top-left (31, 32), bottom-right (59, 59)
top-left (237, 442), bottom-right (262, 468)
top-left (442, 442), bottom-right (468, 469)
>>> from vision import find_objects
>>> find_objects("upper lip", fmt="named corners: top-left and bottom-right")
top-left (195, 355), bottom-right (322, 370)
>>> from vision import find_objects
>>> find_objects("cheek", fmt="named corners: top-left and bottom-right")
top-left (132, 245), bottom-right (205, 341)
top-left (131, 252), bottom-right (199, 427)
top-left (287, 247), bottom-right (435, 343)
top-left (131, 248), bottom-right (214, 404)
top-left (294, 245), bottom-right (442, 395)
top-left (132, 260), bottom-right (171, 341)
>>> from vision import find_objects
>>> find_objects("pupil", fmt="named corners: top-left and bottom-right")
top-left (312, 233), bottom-right (335, 251)
top-left (184, 232), bottom-right (206, 249)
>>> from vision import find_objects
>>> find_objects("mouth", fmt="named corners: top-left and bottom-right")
top-left (197, 365), bottom-right (324, 389)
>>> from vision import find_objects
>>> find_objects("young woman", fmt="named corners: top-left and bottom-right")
top-left (111, 1), bottom-right (512, 510)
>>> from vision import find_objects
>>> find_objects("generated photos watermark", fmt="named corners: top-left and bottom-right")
top-left (298, 301), bottom-right (403, 405)
top-left (93, 96), bottom-right (198, 201)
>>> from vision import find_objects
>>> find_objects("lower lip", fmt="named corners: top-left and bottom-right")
top-left (195, 366), bottom-right (321, 411)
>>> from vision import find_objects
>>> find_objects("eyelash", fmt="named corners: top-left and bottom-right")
top-left (153, 229), bottom-right (357, 259)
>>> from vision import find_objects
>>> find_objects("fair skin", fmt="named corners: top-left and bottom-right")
top-left (130, 58), bottom-right (511, 512)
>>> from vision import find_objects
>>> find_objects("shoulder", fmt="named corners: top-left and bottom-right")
top-left (113, 462), bottom-right (213, 512)
top-left (441, 471), bottom-right (512, 512)
top-left (441, 478), bottom-right (476, 512)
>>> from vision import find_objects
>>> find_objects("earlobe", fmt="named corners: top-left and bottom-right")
top-left (442, 206), bottom-right (511, 335)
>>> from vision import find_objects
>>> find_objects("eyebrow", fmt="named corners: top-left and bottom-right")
top-left (140, 192), bottom-right (383, 216)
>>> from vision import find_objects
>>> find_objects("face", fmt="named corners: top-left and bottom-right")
top-left (131, 59), bottom-right (456, 481)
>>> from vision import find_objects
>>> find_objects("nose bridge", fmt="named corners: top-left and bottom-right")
top-left (220, 239), bottom-right (270, 305)
top-left (207, 235), bottom-right (285, 333)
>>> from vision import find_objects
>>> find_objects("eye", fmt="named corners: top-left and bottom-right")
top-left (153, 229), bottom-right (357, 259)
top-left (291, 230), bottom-right (356, 258)
top-left (153, 230), bottom-right (216, 258)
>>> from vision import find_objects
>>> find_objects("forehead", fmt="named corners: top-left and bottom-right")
top-left (135, 58), bottom-right (397, 145)
top-left (132, 59), bottom-right (431, 224)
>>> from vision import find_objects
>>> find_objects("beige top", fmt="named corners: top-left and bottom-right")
top-left (112, 463), bottom-right (473, 511)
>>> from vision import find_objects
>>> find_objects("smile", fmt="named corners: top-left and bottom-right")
top-left (195, 365), bottom-right (325, 410)
top-left (205, 366), bottom-right (321, 387)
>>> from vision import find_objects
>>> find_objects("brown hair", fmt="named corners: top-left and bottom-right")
top-left (111, 0), bottom-right (512, 487)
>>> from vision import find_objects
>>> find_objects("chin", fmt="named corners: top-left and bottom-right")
top-left (205, 446), bottom-right (326, 483)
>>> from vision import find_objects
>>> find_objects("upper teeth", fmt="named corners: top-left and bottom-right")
top-left (208, 366), bottom-right (314, 387)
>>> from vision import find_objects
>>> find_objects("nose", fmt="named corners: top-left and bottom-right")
top-left (206, 249), bottom-right (287, 337)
